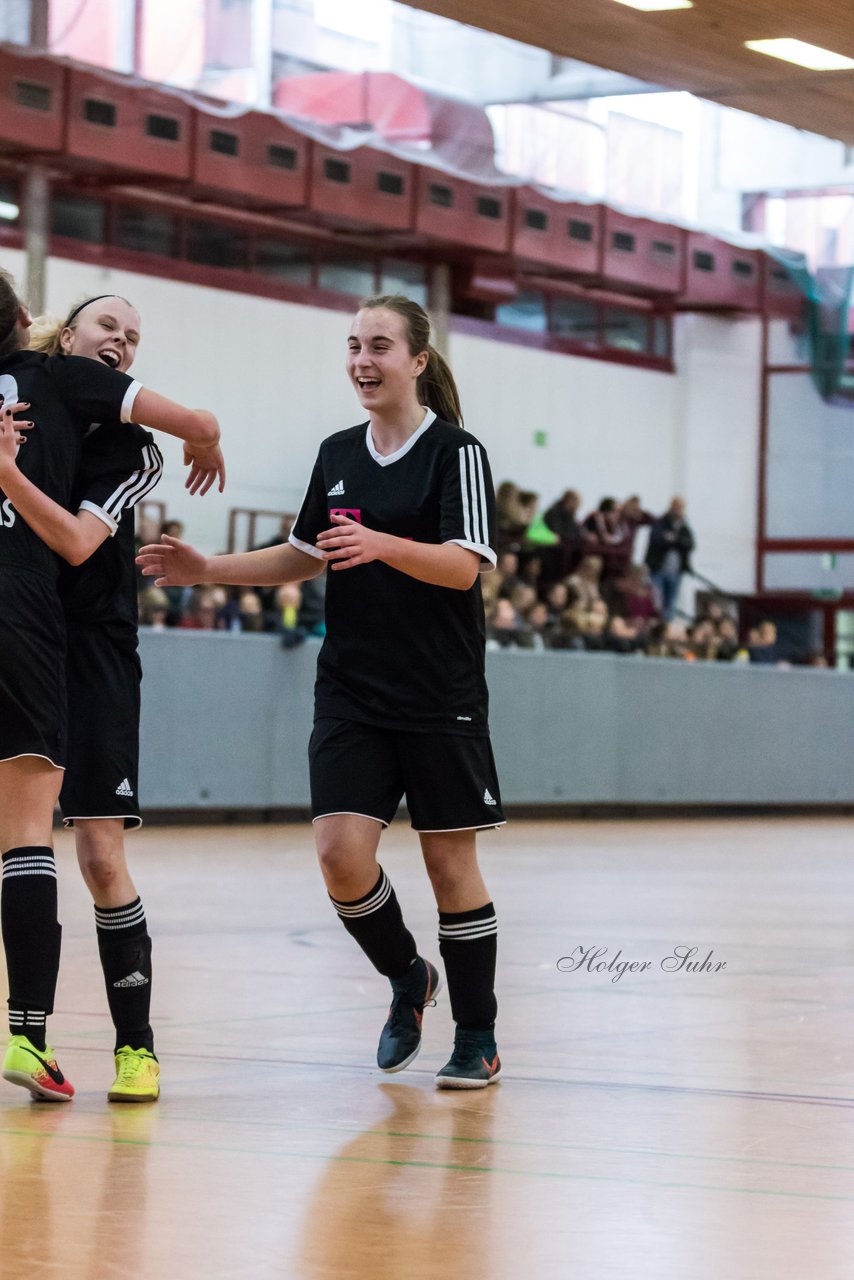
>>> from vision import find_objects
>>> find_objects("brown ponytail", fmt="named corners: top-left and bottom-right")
top-left (359, 293), bottom-right (463, 427)
top-left (0, 269), bottom-right (24, 362)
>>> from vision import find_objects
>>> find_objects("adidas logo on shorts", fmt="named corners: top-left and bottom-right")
top-left (327, 479), bottom-right (345, 496)
top-left (113, 971), bottom-right (149, 988)
top-left (483, 789), bottom-right (496, 805)
top-left (115, 778), bottom-right (134, 797)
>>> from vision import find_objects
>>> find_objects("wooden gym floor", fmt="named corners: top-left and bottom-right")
top-left (1, 817), bottom-right (853, 1279)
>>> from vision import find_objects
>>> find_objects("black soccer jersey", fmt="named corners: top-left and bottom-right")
top-left (290, 410), bottom-right (497, 735)
top-left (59, 423), bottom-right (163, 644)
top-left (0, 351), bottom-right (139, 584)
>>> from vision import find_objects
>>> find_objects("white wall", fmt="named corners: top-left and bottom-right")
top-left (3, 247), bottom-right (762, 591)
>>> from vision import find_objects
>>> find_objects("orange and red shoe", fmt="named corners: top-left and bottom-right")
top-left (2, 1035), bottom-right (75, 1102)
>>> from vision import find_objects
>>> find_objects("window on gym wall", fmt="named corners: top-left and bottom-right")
top-left (602, 307), bottom-right (650, 353)
top-left (496, 292), bottom-right (547, 333)
top-left (317, 257), bottom-right (376, 296)
top-left (115, 205), bottom-right (178, 257)
top-left (52, 192), bottom-right (105, 243)
top-left (187, 220), bottom-right (249, 270)
top-left (380, 260), bottom-right (427, 307)
top-left (254, 238), bottom-right (315, 285)
top-left (0, 177), bottom-right (20, 225)
top-left (551, 296), bottom-right (599, 346)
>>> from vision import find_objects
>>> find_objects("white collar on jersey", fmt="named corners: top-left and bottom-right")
top-left (365, 407), bottom-right (437, 467)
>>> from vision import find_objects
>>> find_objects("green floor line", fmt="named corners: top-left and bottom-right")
top-left (0, 1125), bottom-right (851, 1204)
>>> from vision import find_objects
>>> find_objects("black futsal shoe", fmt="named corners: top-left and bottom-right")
top-left (435, 1029), bottom-right (501, 1089)
top-left (377, 957), bottom-right (441, 1072)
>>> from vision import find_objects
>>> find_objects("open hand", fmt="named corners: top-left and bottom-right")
top-left (135, 532), bottom-right (208, 586)
top-left (183, 442), bottom-right (226, 496)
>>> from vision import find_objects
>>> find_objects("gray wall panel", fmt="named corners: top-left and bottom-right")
top-left (138, 633), bottom-right (854, 809)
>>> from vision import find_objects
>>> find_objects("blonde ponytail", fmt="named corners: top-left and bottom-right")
top-left (28, 313), bottom-right (64, 354)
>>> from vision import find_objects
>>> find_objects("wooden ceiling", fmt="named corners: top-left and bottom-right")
top-left (404, 0), bottom-right (854, 144)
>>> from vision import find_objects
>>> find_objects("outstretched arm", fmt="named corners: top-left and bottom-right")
top-left (136, 534), bottom-right (324, 588)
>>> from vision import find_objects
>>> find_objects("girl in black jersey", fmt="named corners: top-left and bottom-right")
top-left (24, 295), bottom-right (173, 1104)
top-left (139, 295), bottom-right (503, 1088)
top-left (0, 271), bottom-right (224, 1102)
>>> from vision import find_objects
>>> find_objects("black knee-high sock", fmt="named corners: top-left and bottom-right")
top-left (1, 847), bottom-right (62, 1051)
top-left (95, 898), bottom-right (154, 1054)
top-left (331, 868), bottom-right (417, 980)
top-left (438, 902), bottom-right (498, 1031)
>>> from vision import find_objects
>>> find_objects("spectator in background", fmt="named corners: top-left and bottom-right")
top-left (645, 497), bottom-right (695, 621)
top-left (566, 555), bottom-right (604, 616)
top-left (277, 582), bottom-right (304, 648)
top-left (138, 586), bottom-right (169, 629)
top-left (159, 520), bottom-right (190, 626)
top-left (297, 572), bottom-right (327, 638)
top-left (495, 482), bottom-right (538, 552)
top-left (610, 564), bottom-right (658, 631)
top-left (715, 616), bottom-right (740, 662)
top-left (748, 620), bottom-right (780, 665)
top-left (495, 550), bottom-right (521, 599)
top-left (620, 495), bottom-right (654, 562)
top-left (542, 580), bottom-right (569, 626)
top-left (179, 587), bottom-right (221, 630)
top-left (542, 489), bottom-right (592, 576)
top-left (238, 589), bottom-right (264, 633)
top-left (520, 600), bottom-right (552, 651)
top-left (486, 597), bottom-right (530, 650)
top-left (583, 498), bottom-right (631, 579)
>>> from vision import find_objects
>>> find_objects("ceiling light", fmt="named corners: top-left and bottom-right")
top-left (0, 201), bottom-right (19, 221)
top-left (744, 38), bottom-right (854, 71)
top-left (612, 0), bottom-right (693, 10)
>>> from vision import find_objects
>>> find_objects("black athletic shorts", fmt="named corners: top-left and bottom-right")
top-left (0, 572), bottom-right (66, 768)
top-left (309, 717), bottom-right (505, 832)
top-left (59, 627), bottom-right (142, 829)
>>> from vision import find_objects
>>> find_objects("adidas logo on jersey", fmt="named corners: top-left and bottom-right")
top-left (483, 789), bottom-right (496, 805)
top-left (327, 479), bottom-right (345, 496)
top-left (113, 971), bottom-right (149, 988)
top-left (115, 778), bottom-right (134, 797)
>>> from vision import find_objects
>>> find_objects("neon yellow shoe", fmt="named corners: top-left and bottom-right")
top-left (2, 1035), bottom-right (75, 1102)
top-left (108, 1046), bottom-right (160, 1103)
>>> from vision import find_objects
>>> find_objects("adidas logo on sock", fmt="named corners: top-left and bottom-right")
top-left (483, 789), bottom-right (496, 805)
top-left (327, 479), bottom-right (345, 496)
top-left (115, 778), bottom-right (134, 797)
top-left (113, 971), bottom-right (149, 988)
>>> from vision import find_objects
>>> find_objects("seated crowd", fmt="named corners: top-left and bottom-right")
top-left (136, 519), bottom-right (325, 646)
top-left (136, 495), bottom-right (827, 667)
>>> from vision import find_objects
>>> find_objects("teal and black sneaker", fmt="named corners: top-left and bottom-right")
top-left (435, 1029), bottom-right (501, 1090)
top-left (377, 957), bottom-right (441, 1072)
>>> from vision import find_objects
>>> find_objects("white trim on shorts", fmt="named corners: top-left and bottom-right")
top-left (312, 810), bottom-right (388, 828)
top-left (414, 821), bottom-right (507, 833)
top-left (0, 751), bottom-right (63, 770)
top-left (62, 814), bottom-right (143, 830)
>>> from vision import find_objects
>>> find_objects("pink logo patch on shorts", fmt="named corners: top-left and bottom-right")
top-left (330, 508), bottom-right (362, 522)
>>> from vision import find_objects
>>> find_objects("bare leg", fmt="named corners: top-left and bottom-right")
top-left (75, 819), bottom-right (136, 907)
top-left (418, 829), bottom-right (490, 912)
top-left (0, 757), bottom-right (63, 853)
top-left (313, 814), bottom-right (384, 901)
